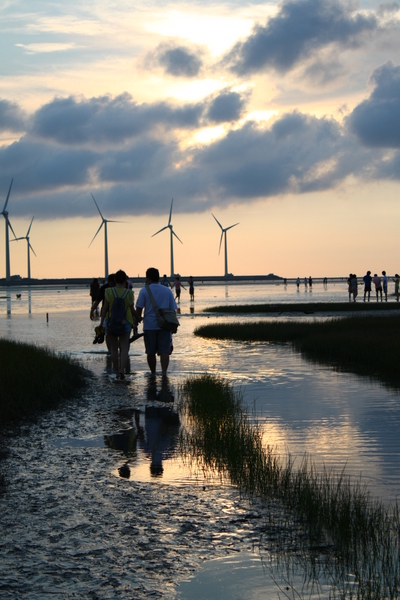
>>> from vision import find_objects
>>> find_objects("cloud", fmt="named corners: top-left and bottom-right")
top-left (148, 43), bottom-right (203, 77)
top-left (0, 92), bottom-right (390, 220)
top-left (224, 0), bottom-right (378, 75)
top-left (30, 94), bottom-right (205, 145)
top-left (0, 100), bottom-right (27, 133)
top-left (348, 61), bottom-right (400, 148)
top-left (206, 90), bottom-right (248, 123)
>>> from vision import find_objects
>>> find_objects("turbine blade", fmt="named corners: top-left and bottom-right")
top-left (172, 229), bottom-right (183, 244)
top-left (29, 241), bottom-right (37, 257)
top-left (152, 225), bottom-right (169, 237)
top-left (218, 231), bottom-right (223, 254)
top-left (91, 193), bottom-right (104, 220)
top-left (11, 237), bottom-right (24, 242)
top-left (89, 222), bottom-right (104, 247)
top-left (8, 219), bottom-right (17, 239)
top-left (225, 222), bottom-right (239, 231)
top-left (212, 213), bottom-right (223, 230)
top-left (3, 179), bottom-right (13, 212)
top-left (27, 216), bottom-right (34, 236)
top-left (168, 199), bottom-right (173, 225)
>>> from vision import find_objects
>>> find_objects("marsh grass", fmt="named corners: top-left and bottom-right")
top-left (195, 315), bottom-right (400, 388)
top-left (204, 302), bottom-right (400, 314)
top-left (180, 374), bottom-right (400, 598)
top-left (0, 338), bottom-right (88, 426)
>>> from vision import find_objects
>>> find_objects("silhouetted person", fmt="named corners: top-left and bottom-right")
top-left (394, 274), bottom-right (400, 302)
top-left (135, 267), bottom-right (177, 377)
top-left (188, 276), bottom-right (194, 302)
top-left (372, 273), bottom-right (383, 302)
top-left (363, 270), bottom-right (372, 302)
top-left (382, 270), bottom-right (388, 302)
top-left (90, 278), bottom-right (100, 315)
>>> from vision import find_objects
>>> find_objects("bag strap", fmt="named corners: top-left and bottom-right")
top-left (146, 283), bottom-right (161, 316)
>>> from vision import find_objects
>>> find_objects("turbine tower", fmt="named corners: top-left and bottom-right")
top-left (212, 213), bottom-right (239, 278)
top-left (12, 217), bottom-right (36, 280)
top-left (152, 199), bottom-right (183, 278)
top-left (1, 179), bottom-right (17, 284)
top-left (89, 193), bottom-right (121, 279)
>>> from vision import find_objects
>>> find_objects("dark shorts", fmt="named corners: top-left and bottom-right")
top-left (364, 286), bottom-right (371, 292)
top-left (144, 329), bottom-right (171, 355)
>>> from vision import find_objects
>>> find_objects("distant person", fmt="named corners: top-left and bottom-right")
top-left (90, 273), bottom-right (115, 320)
top-left (135, 267), bottom-right (177, 377)
top-left (296, 277), bottom-right (300, 289)
top-left (394, 274), bottom-right (400, 302)
top-left (350, 274), bottom-right (358, 302)
top-left (308, 276), bottom-right (312, 288)
top-left (161, 274), bottom-right (170, 287)
top-left (363, 270), bottom-right (372, 302)
top-left (382, 271), bottom-right (388, 302)
top-left (347, 274), bottom-right (352, 302)
top-left (188, 276), bottom-right (194, 302)
top-left (90, 278), bottom-right (100, 315)
top-left (323, 277), bottom-right (327, 285)
top-left (304, 277), bottom-right (307, 287)
top-left (372, 273), bottom-right (383, 302)
top-left (173, 276), bottom-right (186, 303)
top-left (100, 269), bottom-right (136, 381)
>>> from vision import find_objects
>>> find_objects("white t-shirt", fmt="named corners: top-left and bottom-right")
top-left (136, 283), bottom-right (177, 330)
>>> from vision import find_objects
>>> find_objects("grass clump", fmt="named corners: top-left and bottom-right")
top-left (203, 302), bottom-right (400, 314)
top-left (195, 315), bottom-right (400, 388)
top-left (180, 374), bottom-right (400, 598)
top-left (0, 338), bottom-right (88, 426)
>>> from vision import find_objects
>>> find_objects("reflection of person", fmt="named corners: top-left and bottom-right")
top-left (139, 401), bottom-right (180, 477)
top-left (100, 269), bottom-right (135, 380)
top-left (135, 267), bottom-right (177, 377)
top-left (363, 270), bottom-right (372, 302)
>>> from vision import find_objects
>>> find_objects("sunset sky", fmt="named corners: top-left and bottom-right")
top-left (1, 0), bottom-right (400, 280)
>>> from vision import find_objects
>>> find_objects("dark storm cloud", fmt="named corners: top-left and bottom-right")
top-left (225, 0), bottom-right (378, 75)
top-left (0, 94), bottom-right (386, 220)
top-left (0, 99), bottom-right (26, 132)
top-left (348, 62), bottom-right (400, 148)
top-left (206, 91), bottom-right (247, 123)
top-left (150, 44), bottom-right (203, 77)
top-left (29, 90), bottom-right (249, 146)
top-left (30, 94), bottom-right (205, 145)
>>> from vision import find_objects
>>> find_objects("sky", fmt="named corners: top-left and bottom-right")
top-left (1, 0), bottom-right (400, 280)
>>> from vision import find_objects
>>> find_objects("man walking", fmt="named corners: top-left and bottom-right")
top-left (135, 267), bottom-right (177, 377)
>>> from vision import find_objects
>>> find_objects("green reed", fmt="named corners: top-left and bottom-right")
top-left (0, 338), bottom-right (88, 426)
top-left (180, 374), bottom-right (400, 598)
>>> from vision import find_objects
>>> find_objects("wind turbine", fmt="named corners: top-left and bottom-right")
top-left (212, 213), bottom-right (239, 278)
top-left (12, 217), bottom-right (36, 280)
top-left (89, 193), bottom-right (121, 279)
top-left (1, 179), bottom-right (17, 284)
top-left (152, 199), bottom-right (183, 278)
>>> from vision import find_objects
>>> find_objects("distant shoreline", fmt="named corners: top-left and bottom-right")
top-left (0, 274), bottom-right (352, 288)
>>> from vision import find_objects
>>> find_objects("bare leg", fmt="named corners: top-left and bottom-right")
top-left (160, 353), bottom-right (170, 377)
top-left (107, 335), bottom-right (119, 374)
top-left (119, 332), bottom-right (130, 375)
top-left (147, 353), bottom-right (156, 374)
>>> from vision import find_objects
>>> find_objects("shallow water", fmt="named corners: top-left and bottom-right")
top-left (1, 282), bottom-right (400, 598)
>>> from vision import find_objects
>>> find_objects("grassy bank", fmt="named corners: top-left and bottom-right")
top-left (204, 301), bottom-right (400, 313)
top-left (0, 339), bottom-right (88, 426)
top-left (195, 315), bottom-right (400, 388)
top-left (180, 374), bottom-right (400, 598)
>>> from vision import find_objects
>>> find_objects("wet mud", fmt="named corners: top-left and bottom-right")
top-left (0, 373), bottom-right (269, 599)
